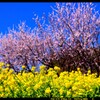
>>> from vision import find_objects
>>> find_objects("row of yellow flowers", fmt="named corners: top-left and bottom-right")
top-left (0, 62), bottom-right (100, 98)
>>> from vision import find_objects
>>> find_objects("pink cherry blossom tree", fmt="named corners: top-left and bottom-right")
top-left (33, 3), bottom-right (100, 75)
top-left (0, 22), bottom-right (40, 72)
top-left (0, 3), bottom-right (100, 76)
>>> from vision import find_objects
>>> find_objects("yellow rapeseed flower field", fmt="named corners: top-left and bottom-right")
top-left (0, 62), bottom-right (100, 98)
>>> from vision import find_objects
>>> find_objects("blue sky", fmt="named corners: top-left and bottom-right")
top-left (0, 2), bottom-right (100, 34)
top-left (0, 2), bottom-right (56, 34)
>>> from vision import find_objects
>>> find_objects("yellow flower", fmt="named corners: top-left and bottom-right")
top-left (3, 80), bottom-right (8, 86)
top-left (53, 75), bottom-right (58, 79)
top-left (6, 64), bottom-right (10, 67)
top-left (22, 65), bottom-right (26, 69)
top-left (87, 70), bottom-right (91, 75)
top-left (60, 96), bottom-right (63, 98)
top-left (40, 65), bottom-right (46, 70)
top-left (59, 88), bottom-right (64, 95)
top-left (89, 88), bottom-right (93, 92)
top-left (27, 81), bottom-right (32, 87)
top-left (45, 87), bottom-right (51, 94)
top-left (5, 87), bottom-right (10, 92)
top-left (26, 87), bottom-right (31, 92)
top-left (5, 67), bottom-right (9, 71)
top-left (60, 71), bottom-right (68, 77)
top-left (0, 93), bottom-right (4, 98)
top-left (7, 69), bottom-right (14, 75)
top-left (0, 62), bottom-right (4, 67)
top-left (77, 67), bottom-right (80, 71)
top-left (7, 77), bottom-right (16, 85)
top-left (34, 71), bottom-right (38, 75)
top-left (47, 68), bottom-right (53, 72)
top-left (65, 82), bottom-right (72, 89)
top-left (39, 81), bottom-right (43, 86)
top-left (54, 66), bottom-right (60, 72)
top-left (0, 86), bottom-right (4, 92)
top-left (31, 66), bottom-right (36, 72)
top-left (72, 86), bottom-right (78, 91)
top-left (48, 71), bottom-right (55, 77)
top-left (67, 90), bottom-right (71, 96)
top-left (0, 75), bottom-right (5, 80)
top-left (18, 72), bottom-right (21, 76)
top-left (34, 84), bottom-right (41, 90)
top-left (40, 76), bottom-right (45, 81)
top-left (10, 85), bottom-right (15, 90)
top-left (79, 89), bottom-right (85, 93)
top-left (72, 93), bottom-right (78, 98)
